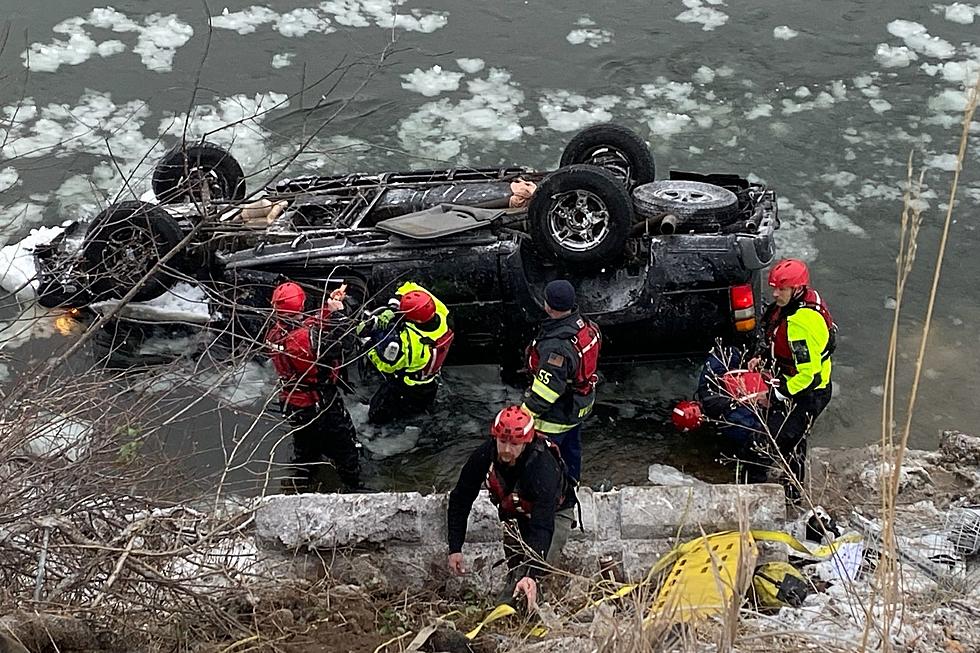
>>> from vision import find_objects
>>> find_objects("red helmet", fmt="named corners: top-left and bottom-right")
top-left (671, 400), bottom-right (703, 432)
top-left (721, 371), bottom-right (769, 402)
top-left (768, 258), bottom-right (809, 289)
top-left (400, 290), bottom-right (436, 323)
top-left (271, 281), bottom-right (305, 314)
top-left (491, 405), bottom-right (535, 444)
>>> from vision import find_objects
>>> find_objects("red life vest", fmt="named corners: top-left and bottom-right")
top-left (763, 289), bottom-right (837, 375)
top-left (409, 327), bottom-right (454, 382)
top-left (486, 438), bottom-right (566, 519)
top-left (527, 317), bottom-right (602, 396)
top-left (265, 316), bottom-right (341, 408)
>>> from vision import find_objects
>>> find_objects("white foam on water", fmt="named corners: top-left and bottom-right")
top-left (925, 153), bottom-right (961, 171)
top-left (400, 65), bottom-right (465, 97)
top-left (211, 6), bottom-right (279, 34)
top-left (887, 20), bottom-right (956, 59)
top-left (276, 8), bottom-right (334, 37)
top-left (566, 28), bottom-right (613, 48)
top-left (875, 43), bottom-right (918, 68)
top-left (456, 58), bottom-right (484, 74)
top-left (938, 2), bottom-right (979, 24)
top-left (537, 91), bottom-right (620, 132)
top-left (773, 25), bottom-right (799, 40)
top-left (675, 0), bottom-right (729, 31)
top-left (272, 53), bottom-right (295, 68)
top-left (396, 68), bottom-right (527, 164)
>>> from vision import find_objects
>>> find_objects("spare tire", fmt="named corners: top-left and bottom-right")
top-left (632, 180), bottom-right (739, 231)
top-left (528, 164), bottom-right (633, 268)
top-left (81, 201), bottom-right (185, 301)
top-left (152, 142), bottom-right (246, 204)
top-left (559, 124), bottom-right (656, 190)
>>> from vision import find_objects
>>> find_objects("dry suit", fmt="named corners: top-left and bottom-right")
top-left (266, 307), bottom-right (360, 491)
top-left (448, 438), bottom-right (577, 586)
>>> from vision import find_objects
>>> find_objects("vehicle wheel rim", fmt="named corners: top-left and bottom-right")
top-left (179, 166), bottom-right (226, 202)
top-left (547, 189), bottom-right (610, 252)
top-left (583, 146), bottom-right (633, 187)
top-left (99, 225), bottom-right (166, 289)
top-left (648, 185), bottom-right (726, 205)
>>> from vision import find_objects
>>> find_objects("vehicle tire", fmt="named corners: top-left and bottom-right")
top-left (528, 164), bottom-right (633, 267)
top-left (632, 180), bottom-right (739, 231)
top-left (152, 141), bottom-right (246, 204)
top-left (81, 201), bottom-right (186, 302)
top-left (559, 124), bottom-right (656, 190)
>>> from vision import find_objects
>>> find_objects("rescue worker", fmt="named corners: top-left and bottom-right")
top-left (749, 258), bottom-right (836, 502)
top-left (266, 281), bottom-right (361, 491)
top-left (447, 405), bottom-right (577, 610)
top-left (672, 345), bottom-right (770, 478)
top-left (521, 279), bottom-right (601, 482)
top-left (362, 281), bottom-right (454, 424)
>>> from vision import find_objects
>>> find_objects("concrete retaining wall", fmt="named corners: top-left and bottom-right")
top-left (254, 483), bottom-right (786, 591)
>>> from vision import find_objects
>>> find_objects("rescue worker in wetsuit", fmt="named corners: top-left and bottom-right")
top-left (266, 281), bottom-right (361, 491)
top-left (521, 279), bottom-right (601, 482)
top-left (447, 405), bottom-right (577, 610)
top-left (749, 258), bottom-right (836, 502)
top-left (362, 281), bottom-right (454, 424)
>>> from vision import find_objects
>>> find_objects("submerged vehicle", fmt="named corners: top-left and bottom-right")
top-left (35, 123), bottom-right (779, 370)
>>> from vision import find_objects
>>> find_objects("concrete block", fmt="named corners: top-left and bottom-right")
top-left (256, 492), bottom-right (444, 549)
top-left (619, 484), bottom-right (785, 540)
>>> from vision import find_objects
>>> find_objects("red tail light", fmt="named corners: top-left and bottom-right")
top-left (730, 284), bottom-right (754, 310)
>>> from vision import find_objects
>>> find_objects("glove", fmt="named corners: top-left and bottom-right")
top-left (376, 308), bottom-right (396, 328)
top-left (355, 317), bottom-right (374, 337)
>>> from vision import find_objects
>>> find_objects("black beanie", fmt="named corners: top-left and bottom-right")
top-left (544, 279), bottom-right (576, 312)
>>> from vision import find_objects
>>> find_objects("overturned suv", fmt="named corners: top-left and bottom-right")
top-left (35, 123), bottom-right (779, 368)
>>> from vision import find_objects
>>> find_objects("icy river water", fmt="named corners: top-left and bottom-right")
top-left (1, 0), bottom-right (979, 494)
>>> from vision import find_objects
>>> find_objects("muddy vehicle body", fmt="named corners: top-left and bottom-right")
top-left (35, 124), bottom-right (779, 369)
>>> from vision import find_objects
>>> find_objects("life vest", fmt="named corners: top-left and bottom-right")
top-left (266, 317), bottom-right (341, 408)
top-left (485, 438), bottom-right (566, 519)
top-left (527, 317), bottom-right (602, 396)
top-left (763, 289), bottom-right (837, 376)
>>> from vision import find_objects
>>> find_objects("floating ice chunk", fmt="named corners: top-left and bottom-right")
top-left (0, 167), bottom-right (18, 194)
top-left (853, 74), bottom-right (874, 88)
top-left (745, 103), bottom-right (773, 119)
top-left (875, 43), bottom-right (918, 68)
top-left (90, 282), bottom-right (212, 324)
top-left (0, 225), bottom-right (66, 298)
top-left (456, 58), bottom-right (484, 73)
top-left (810, 200), bottom-right (865, 236)
top-left (820, 171), bottom-right (858, 187)
top-left (675, 0), bottom-right (729, 31)
top-left (276, 8), bottom-right (334, 36)
top-left (773, 25), bottom-right (798, 39)
top-left (211, 6), bottom-right (279, 33)
top-left (134, 14), bottom-right (194, 72)
top-left (795, 86), bottom-right (812, 98)
top-left (272, 53), bottom-right (294, 68)
top-left (943, 2), bottom-right (978, 24)
top-left (692, 66), bottom-right (715, 84)
top-left (566, 28), bottom-right (613, 47)
top-left (645, 111), bottom-right (692, 136)
top-left (869, 98), bottom-right (893, 113)
top-left (887, 20), bottom-right (956, 59)
top-left (88, 6), bottom-right (140, 31)
top-left (538, 91), bottom-right (620, 132)
top-left (576, 15), bottom-right (597, 26)
top-left (928, 87), bottom-right (970, 112)
top-left (925, 153), bottom-right (961, 171)
top-left (401, 65), bottom-right (465, 97)
top-left (22, 31), bottom-right (106, 72)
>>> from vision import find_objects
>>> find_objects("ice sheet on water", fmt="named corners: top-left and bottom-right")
top-left (90, 282), bottom-right (211, 324)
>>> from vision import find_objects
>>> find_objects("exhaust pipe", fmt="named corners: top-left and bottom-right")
top-left (659, 214), bottom-right (680, 235)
